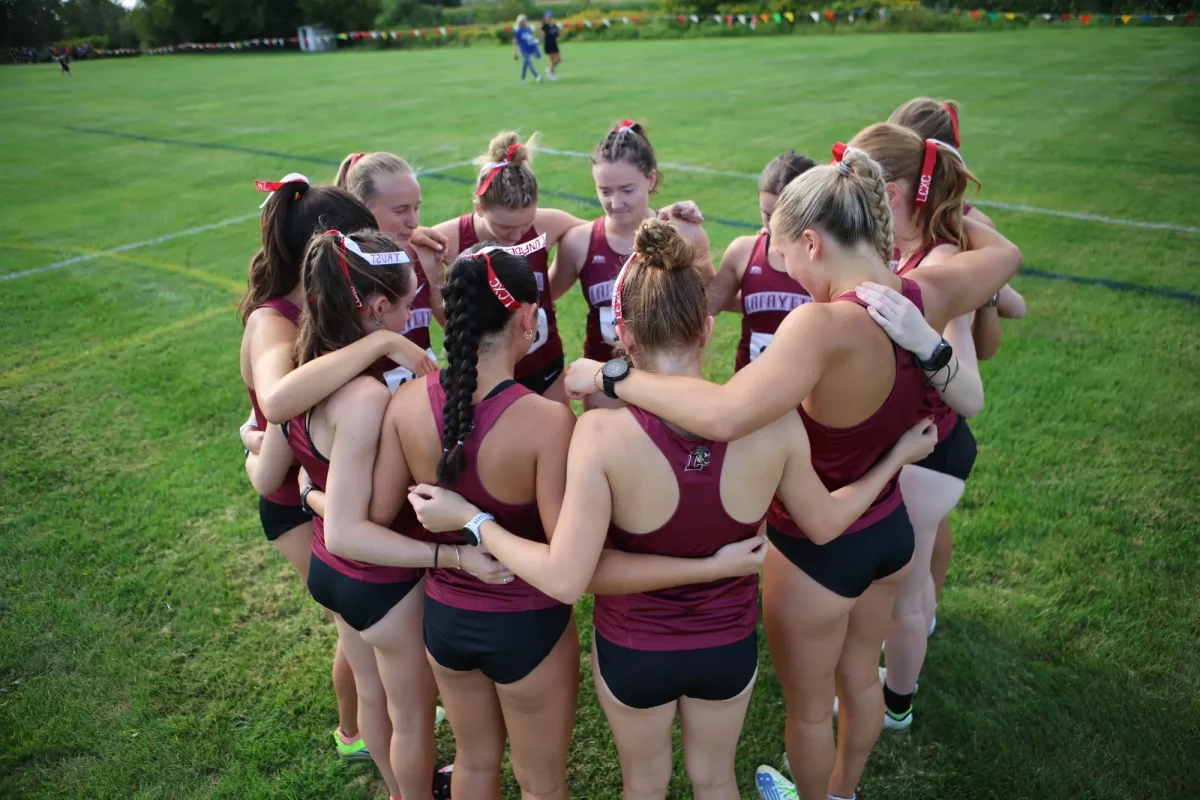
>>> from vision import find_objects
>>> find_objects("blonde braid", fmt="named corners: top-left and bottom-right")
top-left (843, 150), bottom-right (895, 266)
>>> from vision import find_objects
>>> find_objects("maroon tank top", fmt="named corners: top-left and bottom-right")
top-left (458, 214), bottom-right (563, 383)
top-left (418, 374), bottom-right (563, 612)
top-left (402, 247), bottom-right (434, 352)
top-left (247, 297), bottom-right (302, 507)
top-left (897, 238), bottom-right (959, 442)
top-left (735, 233), bottom-right (812, 372)
top-left (287, 410), bottom-right (420, 584)
top-left (579, 217), bottom-right (628, 362)
top-left (767, 278), bottom-right (928, 538)
top-left (594, 408), bottom-right (763, 651)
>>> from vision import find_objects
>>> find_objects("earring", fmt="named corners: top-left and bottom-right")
top-left (523, 330), bottom-right (534, 340)
top-left (374, 319), bottom-right (382, 327)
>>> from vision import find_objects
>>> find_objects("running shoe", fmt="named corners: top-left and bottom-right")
top-left (884, 705), bottom-right (913, 731)
top-left (756, 765), bottom-right (798, 800)
top-left (928, 615), bottom-right (937, 637)
top-left (432, 764), bottom-right (453, 800)
top-left (334, 729), bottom-right (371, 762)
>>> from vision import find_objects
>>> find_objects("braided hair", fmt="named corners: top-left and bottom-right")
top-left (592, 119), bottom-right (658, 190)
top-left (437, 244), bottom-right (538, 484)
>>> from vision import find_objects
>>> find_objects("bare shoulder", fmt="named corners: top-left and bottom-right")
top-left (536, 207), bottom-right (587, 241)
top-left (720, 234), bottom-right (757, 271)
top-left (328, 375), bottom-right (391, 421)
top-left (431, 217), bottom-right (461, 254)
top-left (919, 242), bottom-right (961, 268)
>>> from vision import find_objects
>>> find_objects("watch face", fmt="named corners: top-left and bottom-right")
top-left (602, 359), bottom-right (629, 380)
top-left (932, 341), bottom-right (953, 370)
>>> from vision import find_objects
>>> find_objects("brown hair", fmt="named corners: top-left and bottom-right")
top-left (238, 183), bottom-right (377, 324)
top-left (335, 151), bottom-right (414, 206)
top-left (295, 230), bottom-right (413, 367)
top-left (473, 131), bottom-right (539, 210)
top-left (437, 246), bottom-right (539, 483)
top-left (618, 219), bottom-right (705, 355)
top-left (889, 97), bottom-right (961, 148)
top-left (592, 119), bottom-right (658, 190)
top-left (759, 150), bottom-right (817, 195)
top-left (772, 149), bottom-right (895, 267)
top-left (849, 122), bottom-right (980, 249)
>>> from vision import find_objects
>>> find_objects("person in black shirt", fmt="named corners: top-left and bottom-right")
top-left (542, 11), bottom-right (562, 80)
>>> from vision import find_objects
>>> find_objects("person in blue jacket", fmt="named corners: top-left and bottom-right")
top-left (512, 14), bottom-right (543, 84)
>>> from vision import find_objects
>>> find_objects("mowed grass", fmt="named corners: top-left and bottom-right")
top-left (2, 28), bottom-right (1199, 799)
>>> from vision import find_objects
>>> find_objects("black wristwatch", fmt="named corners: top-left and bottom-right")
top-left (300, 484), bottom-right (317, 516)
top-left (601, 358), bottom-right (631, 399)
top-left (916, 338), bottom-right (953, 372)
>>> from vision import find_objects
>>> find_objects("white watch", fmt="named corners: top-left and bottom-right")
top-left (462, 511), bottom-right (494, 546)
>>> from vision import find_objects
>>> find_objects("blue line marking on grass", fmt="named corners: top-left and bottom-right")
top-left (62, 126), bottom-right (1200, 306)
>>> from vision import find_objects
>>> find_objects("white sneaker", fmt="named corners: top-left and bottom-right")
top-left (928, 615), bottom-right (937, 637)
top-left (755, 765), bottom-right (798, 800)
top-left (548, 72), bottom-right (558, 80)
top-left (521, 78), bottom-right (527, 83)
top-left (536, 74), bottom-right (543, 82)
top-left (884, 704), bottom-right (913, 731)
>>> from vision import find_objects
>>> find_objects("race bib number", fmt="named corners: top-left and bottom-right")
top-left (526, 308), bottom-right (550, 354)
top-left (599, 306), bottom-right (619, 347)
top-left (749, 331), bottom-right (773, 363)
top-left (383, 348), bottom-right (438, 394)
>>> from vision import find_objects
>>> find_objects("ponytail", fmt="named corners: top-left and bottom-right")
top-left (437, 245), bottom-right (538, 483)
top-left (296, 229), bottom-right (412, 367)
top-left (849, 122), bottom-right (979, 249)
top-left (239, 184), bottom-right (377, 324)
top-left (473, 131), bottom-right (539, 210)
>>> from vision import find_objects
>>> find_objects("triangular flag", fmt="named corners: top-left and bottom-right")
top-left (691, 14), bottom-right (699, 23)
top-left (971, 10), bottom-right (979, 19)
top-left (1042, 13), bottom-right (1051, 20)
top-left (988, 12), bottom-right (997, 20)
top-left (1165, 14), bottom-right (1174, 21)
top-left (1081, 14), bottom-right (1090, 24)
top-left (631, 15), bottom-right (639, 23)
top-left (677, 15), bottom-right (685, 23)
top-left (738, 14), bottom-right (746, 24)
top-left (750, 17), bottom-right (757, 29)
top-left (438, 27), bottom-right (447, 36)
top-left (1006, 13), bottom-right (1015, 20)
top-left (774, 13), bottom-right (781, 22)
top-left (759, 13), bottom-right (768, 22)
top-left (584, 19), bottom-right (592, 27)
top-left (785, 12), bottom-right (795, 22)
top-left (824, 10), bottom-right (835, 20)
top-left (810, 11), bottom-right (819, 22)
top-left (1141, 15), bottom-right (1151, 21)
top-left (603, 18), bottom-right (612, 26)
top-left (622, 16), bottom-right (630, 24)
top-left (412, 28), bottom-right (420, 36)
top-left (1121, 14), bottom-right (1131, 23)
top-left (714, 14), bottom-right (721, 23)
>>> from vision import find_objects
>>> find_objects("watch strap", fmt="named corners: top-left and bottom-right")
top-left (463, 511), bottom-right (494, 545)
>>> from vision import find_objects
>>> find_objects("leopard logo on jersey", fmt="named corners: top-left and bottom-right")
top-left (685, 445), bottom-right (711, 472)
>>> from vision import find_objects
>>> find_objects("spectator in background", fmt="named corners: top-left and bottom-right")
top-left (512, 14), bottom-right (543, 84)
top-left (542, 11), bottom-right (562, 81)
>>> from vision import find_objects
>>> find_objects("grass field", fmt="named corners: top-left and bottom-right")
top-left (2, 28), bottom-right (1199, 799)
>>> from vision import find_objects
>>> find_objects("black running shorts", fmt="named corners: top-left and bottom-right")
top-left (767, 503), bottom-right (915, 599)
top-left (423, 596), bottom-right (572, 685)
top-left (595, 632), bottom-right (758, 709)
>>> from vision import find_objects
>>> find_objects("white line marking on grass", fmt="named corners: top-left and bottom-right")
top-left (536, 148), bottom-right (1200, 235)
top-left (2, 213), bottom-right (258, 282)
top-left (3, 159), bottom-right (476, 284)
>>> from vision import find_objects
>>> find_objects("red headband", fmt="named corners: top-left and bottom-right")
top-left (611, 252), bottom-right (635, 324)
top-left (477, 252), bottom-right (521, 311)
top-left (325, 230), bottom-right (364, 310)
top-left (943, 103), bottom-right (960, 148)
top-left (475, 143), bottom-right (521, 197)
top-left (915, 139), bottom-right (938, 207)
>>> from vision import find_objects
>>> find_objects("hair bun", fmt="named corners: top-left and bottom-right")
top-left (635, 218), bottom-right (693, 272)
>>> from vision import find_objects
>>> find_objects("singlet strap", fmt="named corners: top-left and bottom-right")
top-left (255, 297), bottom-right (302, 326)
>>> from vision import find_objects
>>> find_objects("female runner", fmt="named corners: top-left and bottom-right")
top-left (845, 122), bottom-right (996, 731)
top-left (563, 149), bottom-right (1022, 800)
top-left (335, 151), bottom-right (445, 389)
top-left (334, 244), bottom-right (578, 800)
top-left (407, 219), bottom-right (938, 800)
top-left (430, 131), bottom-right (703, 403)
top-left (549, 119), bottom-right (712, 407)
top-left (887, 97), bottom-right (1027, 604)
top-left (246, 229), bottom-right (505, 800)
top-left (707, 150), bottom-right (815, 372)
top-left (238, 177), bottom-right (379, 760)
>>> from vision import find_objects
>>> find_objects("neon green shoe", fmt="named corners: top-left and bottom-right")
top-left (334, 729), bottom-right (372, 762)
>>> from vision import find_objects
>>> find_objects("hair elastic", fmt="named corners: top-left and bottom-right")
top-left (348, 152), bottom-right (367, 170)
top-left (831, 142), bottom-right (861, 175)
top-left (475, 143), bottom-right (521, 197)
top-left (942, 103), bottom-right (960, 148)
top-left (615, 119), bottom-right (638, 135)
top-left (254, 172), bottom-right (310, 208)
top-left (914, 139), bottom-right (939, 207)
